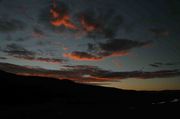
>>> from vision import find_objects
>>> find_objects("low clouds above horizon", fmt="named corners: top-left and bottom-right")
top-left (0, 62), bottom-right (180, 83)
top-left (149, 62), bottom-right (180, 68)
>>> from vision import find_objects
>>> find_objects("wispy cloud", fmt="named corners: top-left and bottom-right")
top-left (3, 43), bottom-right (35, 57)
top-left (1, 63), bottom-right (180, 83)
top-left (77, 8), bottom-right (123, 39)
top-left (149, 62), bottom-right (180, 68)
top-left (30, 57), bottom-right (66, 64)
top-left (0, 17), bottom-right (26, 33)
top-left (32, 27), bottom-right (46, 39)
top-left (65, 39), bottom-right (151, 61)
top-left (149, 28), bottom-right (170, 37)
top-left (0, 57), bottom-right (7, 60)
top-left (2, 43), bottom-right (66, 64)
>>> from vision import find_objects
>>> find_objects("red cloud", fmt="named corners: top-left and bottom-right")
top-left (108, 51), bottom-right (128, 57)
top-left (64, 51), bottom-right (128, 61)
top-left (79, 16), bottom-right (98, 32)
top-left (64, 51), bottom-right (102, 61)
top-left (50, 0), bottom-right (78, 30)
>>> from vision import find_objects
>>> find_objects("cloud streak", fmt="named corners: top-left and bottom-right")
top-left (0, 18), bottom-right (26, 33)
top-left (32, 27), bottom-right (46, 39)
top-left (3, 43), bottom-right (35, 57)
top-left (1, 63), bottom-right (180, 83)
top-left (2, 43), bottom-right (65, 64)
top-left (149, 28), bottom-right (170, 37)
top-left (77, 9), bottom-right (123, 39)
top-left (65, 39), bottom-right (151, 61)
top-left (0, 57), bottom-right (7, 60)
top-left (149, 62), bottom-right (180, 68)
top-left (31, 57), bottom-right (66, 64)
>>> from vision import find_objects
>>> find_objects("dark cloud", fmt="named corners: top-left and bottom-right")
top-left (1, 45), bottom-right (66, 65)
top-left (0, 18), bottom-right (26, 33)
top-left (59, 67), bottom-right (180, 81)
top-left (87, 43), bottom-right (98, 51)
top-left (62, 65), bottom-right (106, 75)
top-left (1, 43), bottom-right (66, 63)
top-left (0, 62), bottom-right (48, 75)
top-left (14, 55), bottom-right (66, 64)
top-left (96, 69), bottom-right (180, 80)
top-left (2, 44), bottom-right (66, 64)
top-left (32, 27), bottom-right (46, 39)
top-left (31, 57), bottom-right (66, 64)
top-left (0, 63), bottom-right (180, 82)
top-left (149, 28), bottom-right (170, 37)
top-left (165, 63), bottom-right (177, 66)
top-left (149, 62), bottom-right (179, 68)
top-left (96, 39), bottom-right (151, 59)
top-left (0, 57), bottom-right (7, 60)
top-left (65, 39), bottom-right (151, 61)
top-left (98, 39), bottom-right (150, 53)
top-left (33, 27), bottom-right (45, 35)
top-left (166, 0), bottom-right (180, 20)
top-left (16, 37), bottom-right (27, 42)
top-left (38, 7), bottom-right (51, 28)
top-left (78, 9), bottom-right (123, 39)
top-left (3, 43), bottom-right (35, 57)
top-left (150, 64), bottom-right (160, 68)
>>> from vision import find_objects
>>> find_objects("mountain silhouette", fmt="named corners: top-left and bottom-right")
top-left (0, 70), bottom-right (179, 118)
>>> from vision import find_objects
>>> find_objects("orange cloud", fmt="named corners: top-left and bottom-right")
top-left (64, 52), bottom-right (102, 61)
top-left (64, 51), bottom-right (129, 61)
top-left (51, 16), bottom-right (78, 30)
top-left (50, 8), bottom-right (59, 18)
top-left (80, 16), bottom-right (97, 32)
top-left (50, 0), bottom-right (78, 30)
top-left (110, 51), bottom-right (129, 57)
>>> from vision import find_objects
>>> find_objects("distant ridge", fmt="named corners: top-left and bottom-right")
top-left (0, 69), bottom-right (180, 118)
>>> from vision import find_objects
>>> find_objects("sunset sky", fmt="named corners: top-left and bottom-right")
top-left (0, 0), bottom-right (180, 90)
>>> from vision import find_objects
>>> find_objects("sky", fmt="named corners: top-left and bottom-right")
top-left (0, 0), bottom-right (180, 90)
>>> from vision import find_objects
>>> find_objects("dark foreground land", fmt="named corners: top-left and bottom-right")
top-left (0, 70), bottom-right (179, 118)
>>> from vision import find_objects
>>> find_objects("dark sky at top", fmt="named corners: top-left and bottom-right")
top-left (0, 0), bottom-right (180, 90)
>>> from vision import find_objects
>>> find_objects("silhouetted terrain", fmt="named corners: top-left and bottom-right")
top-left (0, 70), bottom-right (179, 118)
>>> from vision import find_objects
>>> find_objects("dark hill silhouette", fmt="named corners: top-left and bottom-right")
top-left (0, 70), bottom-right (179, 118)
